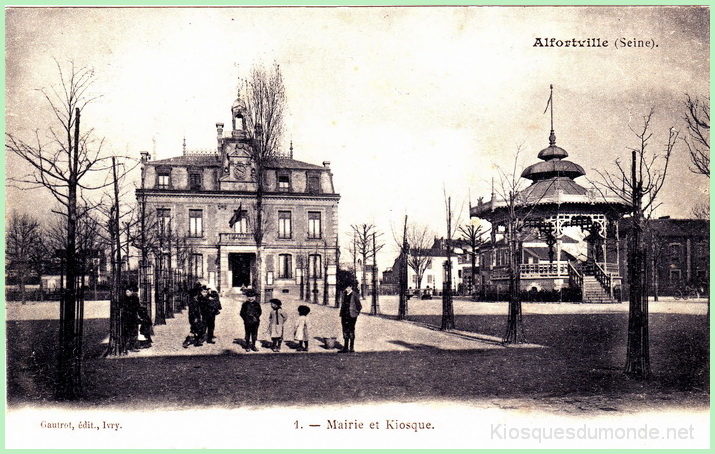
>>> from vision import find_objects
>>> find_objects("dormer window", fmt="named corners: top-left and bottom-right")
top-left (307, 173), bottom-right (320, 194)
top-left (189, 171), bottom-right (202, 191)
top-left (278, 174), bottom-right (290, 192)
top-left (156, 168), bottom-right (171, 189)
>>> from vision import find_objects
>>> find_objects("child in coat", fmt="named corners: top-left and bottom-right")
top-left (294, 305), bottom-right (311, 351)
top-left (267, 299), bottom-right (288, 352)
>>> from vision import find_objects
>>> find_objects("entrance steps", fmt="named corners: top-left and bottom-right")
top-left (582, 275), bottom-right (617, 303)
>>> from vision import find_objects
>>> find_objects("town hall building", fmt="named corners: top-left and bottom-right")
top-left (136, 92), bottom-right (340, 304)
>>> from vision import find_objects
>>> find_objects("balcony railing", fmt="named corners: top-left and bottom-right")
top-left (520, 262), bottom-right (568, 278)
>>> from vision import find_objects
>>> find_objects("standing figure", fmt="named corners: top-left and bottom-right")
top-left (267, 299), bottom-right (288, 352)
top-left (121, 284), bottom-right (141, 353)
top-left (339, 284), bottom-right (362, 353)
top-left (239, 289), bottom-right (261, 352)
top-left (184, 282), bottom-right (205, 348)
top-left (294, 305), bottom-right (311, 352)
top-left (137, 306), bottom-right (153, 348)
top-left (202, 287), bottom-right (222, 344)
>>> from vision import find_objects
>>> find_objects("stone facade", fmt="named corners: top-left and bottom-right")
top-left (136, 95), bottom-right (340, 304)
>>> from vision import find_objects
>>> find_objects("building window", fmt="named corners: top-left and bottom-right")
top-left (309, 254), bottom-right (322, 279)
top-left (426, 259), bottom-right (432, 269)
top-left (307, 173), bottom-right (320, 194)
top-left (669, 243), bottom-right (682, 264)
top-left (156, 208), bottom-right (171, 233)
top-left (278, 211), bottom-right (292, 239)
top-left (278, 174), bottom-right (290, 192)
top-left (669, 269), bottom-right (682, 283)
top-left (427, 275), bottom-right (434, 284)
top-left (233, 210), bottom-right (249, 234)
top-left (308, 211), bottom-right (322, 239)
top-left (278, 254), bottom-right (293, 279)
top-left (189, 209), bottom-right (203, 237)
top-left (189, 172), bottom-right (202, 191)
top-left (157, 172), bottom-right (170, 189)
top-left (190, 254), bottom-right (204, 279)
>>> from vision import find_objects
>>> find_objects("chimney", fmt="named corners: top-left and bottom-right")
top-left (216, 122), bottom-right (224, 151)
top-left (140, 151), bottom-right (151, 163)
top-left (323, 161), bottom-right (331, 169)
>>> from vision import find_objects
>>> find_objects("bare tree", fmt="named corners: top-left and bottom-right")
top-left (683, 94), bottom-right (709, 177)
top-left (691, 200), bottom-right (710, 220)
top-left (398, 216), bottom-right (409, 320)
top-left (405, 223), bottom-right (434, 295)
top-left (459, 222), bottom-right (487, 298)
top-left (595, 109), bottom-right (677, 378)
top-left (6, 60), bottom-right (115, 399)
top-left (351, 224), bottom-right (384, 297)
top-left (6, 212), bottom-right (43, 303)
top-left (441, 192), bottom-right (464, 331)
top-left (242, 62), bottom-right (286, 302)
top-left (95, 158), bottom-right (139, 356)
top-left (493, 146), bottom-right (530, 344)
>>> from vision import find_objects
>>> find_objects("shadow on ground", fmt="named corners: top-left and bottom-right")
top-left (6, 312), bottom-right (709, 412)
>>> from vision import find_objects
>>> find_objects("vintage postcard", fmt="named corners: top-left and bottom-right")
top-left (4, 4), bottom-right (709, 450)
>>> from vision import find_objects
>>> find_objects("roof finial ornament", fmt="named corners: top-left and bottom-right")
top-left (289, 139), bottom-right (294, 159)
top-left (544, 84), bottom-right (556, 147)
top-left (183, 137), bottom-right (187, 154)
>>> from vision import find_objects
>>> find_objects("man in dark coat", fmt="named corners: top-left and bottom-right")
top-left (201, 287), bottom-right (222, 344)
top-left (121, 284), bottom-right (141, 353)
top-left (339, 283), bottom-right (362, 353)
top-left (239, 289), bottom-right (261, 352)
top-left (184, 282), bottom-right (206, 348)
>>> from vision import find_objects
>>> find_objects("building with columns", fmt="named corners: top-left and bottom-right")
top-left (136, 93), bottom-right (340, 306)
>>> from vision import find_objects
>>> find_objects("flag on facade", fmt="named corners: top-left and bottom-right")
top-left (229, 203), bottom-right (243, 228)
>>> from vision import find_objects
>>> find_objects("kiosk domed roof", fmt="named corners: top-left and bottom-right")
top-left (537, 145), bottom-right (569, 160)
top-left (521, 159), bottom-right (585, 181)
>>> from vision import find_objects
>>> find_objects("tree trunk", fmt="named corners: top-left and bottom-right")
top-left (503, 227), bottom-right (525, 344)
top-left (440, 261), bottom-right (455, 330)
top-left (471, 251), bottom-right (477, 299)
top-left (19, 269), bottom-right (26, 304)
top-left (253, 159), bottom-right (265, 302)
top-left (105, 158), bottom-right (124, 356)
top-left (624, 150), bottom-right (651, 378)
top-left (361, 251), bottom-right (368, 296)
top-left (397, 216), bottom-right (408, 320)
top-left (334, 242), bottom-right (341, 308)
top-left (154, 256), bottom-right (166, 325)
top-left (371, 233), bottom-right (378, 314)
top-left (624, 222), bottom-right (650, 377)
top-left (441, 198), bottom-right (455, 331)
top-left (56, 108), bottom-right (82, 400)
top-left (323, 258), bottom-right (329, 306)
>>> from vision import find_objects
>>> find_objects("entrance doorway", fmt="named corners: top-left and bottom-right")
top-left (229, 253), bottom-right (255, 288)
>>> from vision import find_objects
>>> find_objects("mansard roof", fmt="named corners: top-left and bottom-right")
top-left (149, 154), bottom-right (327, 171)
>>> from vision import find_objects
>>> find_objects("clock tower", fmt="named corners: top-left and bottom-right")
top-left (217, 93), bottom-right (256, 191)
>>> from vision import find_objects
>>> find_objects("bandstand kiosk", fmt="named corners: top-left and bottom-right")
top-left (471, 96), bottom-right (628, 303)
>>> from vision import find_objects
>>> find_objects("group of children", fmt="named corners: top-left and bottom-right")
top-left (183, 282), bottom-right (223, 348)
top-left (239, 289), bottom-right (312, 352)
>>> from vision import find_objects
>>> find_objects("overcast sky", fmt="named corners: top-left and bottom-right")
top-left (5, 6), bottom-right (710, 268)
